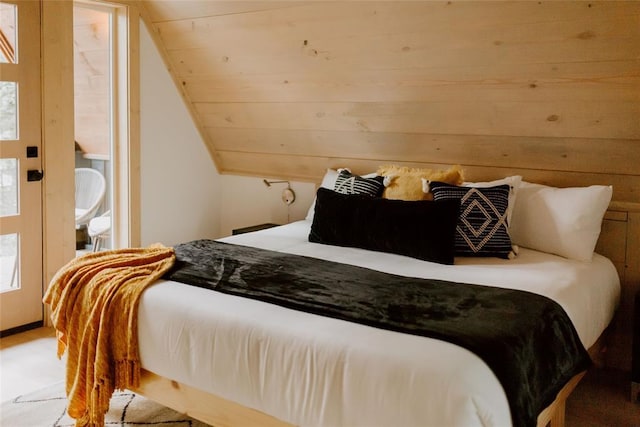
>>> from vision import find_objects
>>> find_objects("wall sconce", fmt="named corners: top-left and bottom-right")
top-left (263, 179), bottom-right (296, 205)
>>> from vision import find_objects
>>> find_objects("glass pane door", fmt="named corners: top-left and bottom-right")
top-left (0, 0), bottom-right (43, 333)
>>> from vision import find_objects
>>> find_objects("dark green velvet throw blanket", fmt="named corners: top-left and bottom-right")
top-left (164, 239), bottom-right (591, 427)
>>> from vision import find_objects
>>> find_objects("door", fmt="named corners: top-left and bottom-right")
top-left (0, 0), bottom-right (43, 332)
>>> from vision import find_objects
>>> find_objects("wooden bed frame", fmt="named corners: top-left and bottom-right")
top-left (131, 202), bottom-right (640, 427)
top-left (133, 369), bottom-right (584, 427)
top-left (132, 340), bottom-right (603, 427)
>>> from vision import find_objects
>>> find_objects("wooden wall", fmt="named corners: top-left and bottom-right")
top-left (143, 0), bottom-right (639, 204)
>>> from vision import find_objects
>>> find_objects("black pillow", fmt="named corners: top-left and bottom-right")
top-left (430, 181), bottom-right (514, 259)
top-left (333, 170), bottom-right (385, 197)
top-left (309, 188), bottom-right (460, 265)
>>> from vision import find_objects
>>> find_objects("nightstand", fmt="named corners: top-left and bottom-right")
top-left (632, 290), bottom-right (640, 403)
top-left (232, 223), bottom-right (279, 235)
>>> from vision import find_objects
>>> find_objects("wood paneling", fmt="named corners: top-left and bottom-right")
top-left (596, 214), bottom-right (628, 280)
top-left (145, 1), bottom-right (295, 23)
top-left (195, 101), bottom-right (639, 139)
top-left (181, 62), bottom-right (640, 104)
top-left (73, 5), bottom-right (110, 157)
top-left (208, 129), bottom-right (639, 175)
top-left (216, 151), bottom-right (640, 203)
top-left (596, 210), bottom-right (640, 370)
top-left (143, 0), bottom-right (640, 205)
top-left (42, 0), bottom-right (76, 306)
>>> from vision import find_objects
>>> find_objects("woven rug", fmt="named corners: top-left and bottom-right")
top-left (0, 382), bottom-right (211, 426)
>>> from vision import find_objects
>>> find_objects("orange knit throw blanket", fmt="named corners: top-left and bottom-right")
top-left (43, 244), bottom-right (175, 427)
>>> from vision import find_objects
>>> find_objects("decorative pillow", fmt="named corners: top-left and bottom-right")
top-left (377, 164), bottom-right (464, 201)
top-left (333, 169), bottom-right (385, 197)
top-left (309, 188), bottom-right (460, 265)
top-left (305, 168), bottom-right (379, 221)
top-left (463, 175), bottom-right (522, 228)
top-left (430, 182), bottom-right (514, 259)
top-left (509, 182), bottom-right (613, 261)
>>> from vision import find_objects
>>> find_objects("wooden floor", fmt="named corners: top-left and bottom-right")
top-left (0, 327), bottom-right (65, 402)
top-left (1, 327), bottom-right (639, 425)
top-left (566, 368), bottom-right (640, 427)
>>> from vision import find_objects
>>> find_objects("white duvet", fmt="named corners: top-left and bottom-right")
top-left (137, 220), bottom-right (620, 427)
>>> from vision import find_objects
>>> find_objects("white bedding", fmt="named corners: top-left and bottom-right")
top-left (137, 220), bottom-right (620, 427)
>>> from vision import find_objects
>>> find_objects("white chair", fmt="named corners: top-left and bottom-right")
top-left (75, 168), bottom-right (106, 229)
top-left (88, 211), bottom-right (111, 251)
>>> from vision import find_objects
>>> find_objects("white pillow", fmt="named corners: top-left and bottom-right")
top-left (305, 169), bottom-right (341, 221)
top-left (463, 175), bottom-right (522, 227)
top-left (509, 181), bottom-right (612, 261)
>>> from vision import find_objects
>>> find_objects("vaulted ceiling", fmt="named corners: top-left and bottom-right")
top-left (140, 1), bottom-right (640, 202)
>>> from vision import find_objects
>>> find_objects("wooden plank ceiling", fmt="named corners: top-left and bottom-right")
top-left (141, 1), bottom-right (640, 204)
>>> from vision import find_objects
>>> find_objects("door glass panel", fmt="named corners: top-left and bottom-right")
top-left (0, 158), bottom-right (17, 216)
top-left (0, 233), bottom-right (18, 291)
top-left (0, 81), bottom-right (17, 140)
top-left (0, 3), bottom-right (17, 64)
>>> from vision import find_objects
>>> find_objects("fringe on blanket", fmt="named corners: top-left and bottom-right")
top-left (43, 244), bottom-right (175, 427)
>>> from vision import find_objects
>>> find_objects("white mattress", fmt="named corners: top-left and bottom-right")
top-left (137, 220), bottom-right (620, 427)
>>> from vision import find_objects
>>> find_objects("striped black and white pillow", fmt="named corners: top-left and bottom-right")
top-left (333, 170), bottom-right (384, 197)
top-left (430, 181), bottom-right (515, 259)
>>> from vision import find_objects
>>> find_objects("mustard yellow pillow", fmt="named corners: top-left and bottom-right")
top-left (376, 164), bottom-right (464, 200)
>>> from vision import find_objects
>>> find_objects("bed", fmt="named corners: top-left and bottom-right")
top-left (49, 170), bottom-right (626, 427)
top-left (139, 221), bottom-right (619, 426)
top-left (134, 213), bottom-right (619, 427)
